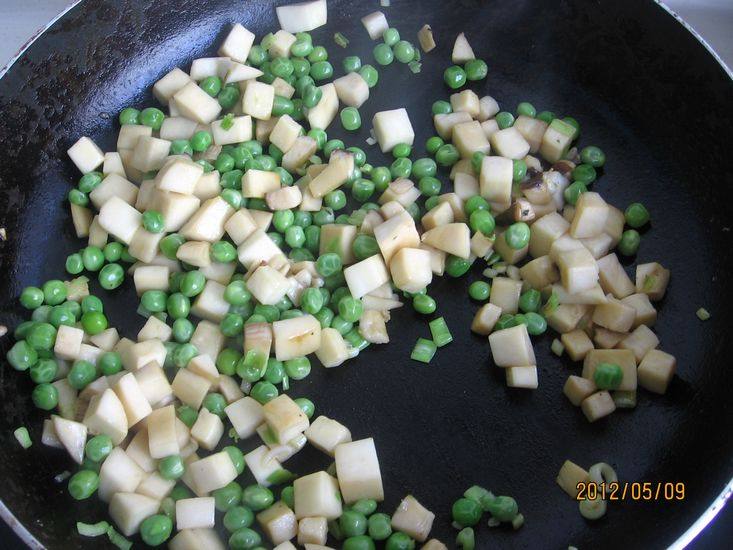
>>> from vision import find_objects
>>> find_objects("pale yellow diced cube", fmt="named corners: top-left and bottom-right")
top-left (637, 349), bottom-right (676, 394)
top-left (561, 329), bottom-right (594, 361)
top-left (581, 391), bottom-right (616, 422)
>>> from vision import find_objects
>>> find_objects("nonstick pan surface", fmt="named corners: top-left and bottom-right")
top-left (0, 1), bottom-right (731, 548)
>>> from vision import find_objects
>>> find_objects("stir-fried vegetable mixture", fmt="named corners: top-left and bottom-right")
top-left (3, 0), bottom-right (682, 547)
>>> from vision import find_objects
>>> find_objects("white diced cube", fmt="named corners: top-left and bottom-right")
top-left (372, 108), bottom-right (414, 153)
top-left (67, 137), bottom-right (104, 174)
top-left (334, 438), bottom-right (384, 503)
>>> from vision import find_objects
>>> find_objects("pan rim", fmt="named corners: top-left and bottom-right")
top-left (0, 1), bottom-right (730, 548)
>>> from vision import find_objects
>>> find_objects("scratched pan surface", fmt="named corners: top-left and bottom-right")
top-left (0, 0), bottom-right (731, 548)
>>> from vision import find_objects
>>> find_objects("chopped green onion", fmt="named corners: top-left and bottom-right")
top-left (107, 526), bottom-right (132, 550)
top-left (267, 468), bottom-right (296, 485)
top-left (228, 427), bottom-right (240, 442)
top-left (511, 513), bottom-right (525, 530)
top-left (221, 113), bottom-right (235, 130)
top-left (551, 339), bottom-right (564, 356)
top-left (334, 32), bottom-right (349, 48)
top-left (77, 521), bottom-right (110, 537)
top-left (429, 317), bottom-right (453, 347)
top-left (696, 307), bottom-right (711, 321)
top-left (456, 527), bottom-right (475, 550)
top-left (411, 338), bottom-right (437, 363)
top-left (542, 291), bottom-right (560, 316)
top-left (54, 471), bottom-right (71, 483)
top-left (487, 517), bottom-right (500, 527)
top-left (408, 61), bottom-right (422, 74)
top-left (14, 427), bottom-right (31, 449)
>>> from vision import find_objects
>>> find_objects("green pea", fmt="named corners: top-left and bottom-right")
top-left (30, 358), bottom-right (58, 383)
top-left (338, 296), bottom-right (363, 323)
top-left (140, 107), bottom-right (165, 130)
top-left (373, 43), bottom-right (394, 65)
top-left (304, 225), bottom-right (321, 254)
top-left (158, 455), bottom-right (185, 480)
top-left (359, 64), bottom-right (379, 87)
top-left (298, 288), bottom-right (322, 315)
top-left (572, 163), bottom-right (596, 184)
top-left (350, 235), bottom-right (377, 262)
top-left (618, 229), bottom-right (640, 256)
top-left (31, 305), bottom-right (52, 323)
top-left (218, 85), bottom-right (240, 109)
top-left (77, 172), bottom-right (102, 194)
top-left (435, 144), bottom-right (460, 167)
top-left (412, 294), bottom-right (437, 315)
top-left (625, 202), bottom-right (650, 228)
top-left (172, 343), bottom-right (197, 368)
top-left (27, 322), bottom-right (56, 351)
top-left (377, 25), bottom-right (399, 44)
top-left (200, 76), bottom-right (222, 97)
top-left (518, 289), bottom-right (541, 313)
top-left (191, 130), bottom-right (213, 152)
top-left (343, 55), bottom-right (362, 73)
top-left (310, 60), bottom-right (333, 81)
top-left (215, 152), bottom-right (235, 173)
top-left (291, 36), bottom-right (313, 57)
top-left (369, 167), bottom-right (390, 192)
top-left (202, 392), bottom-right (226, 418)
top-left (388, 158), bottom-right (410, 180)
top-left (564, 181), bottom-right (587, 206)
top-left (368, 512), bottom-right (392, 540)
top-left (446, 255), bottom-right (473, 277)
top-left (48, 305), bottom-right (75, 328)
top-left (272, 95), bottom-right (295, 117)
top-left (525, 311), bottom-right (547, 335)
top-left (385, 531), bottom-right (414, 550)
top-left (316, 252), bottom-right (342, 277)
top-left (444, 65), bottom-right (467, 89)
top-left (393, 40), bottom-right (416, 63)
top-left (308, 45), bottom-right (328, 62)
top-left (516, 101), bottom-right (537, 117)
top-left (580, 145), bottom-right (606, 167)
top-left (31, 383), bottom-right (58, 410)
top-left (141, 290), bottom-right (166, 312)
top-left (349, 178), bottom-right (373, 202)
top-left (494, 112), bottom-right (515, 131)
top-left (464, 58), bottom-right (488, 81)
top-left (341, 540), bottom-right (375, 550)
top-left (41, 280), bottom-right (67, 306)
top-left (68, 188), bottom-right (89, 206)
top-left (98, 263), bottom-right (124, 290)
top-left (469, 209), bottom-right (496, 236)
top-left (281, 486), bottom-right (295, 509)
top-left (414, 176), bottom-right (439, 198)
top-left (294, 397), bottom-right (315, 418)
top-left (170, 139), bottom-right (193, 156)
top-left (224, 445), bottom-right (246, 475)
top-left (468, 281), bottom-right (491, 301)
top-left (229, 527), bottom-right (261, 550)
top-left (221, 188), bottom-right (243, 208)
top-left (81, 311), bottom-right (108, 335)
top-left (81, 247), bottom-right (105, 272)
top-left (351, 499), bottom-right (378, 516)
top-left (103, 242), bottom-right (123, 263)
top-left (340, 509), bottom-right (369, 537)
top-left (456, 527), bottom-right (475, 549)
top-left (169, 318), bottom-right (193, 343)
top-left (224, 506), bottom-right (254, 533)
top-left (537, 110), bottom-right (556, 124)
top-left (68, 470), bottom-right (99, 500)
top-left (505, 222), bottom-right (531, 249)
top-left (119, 107), bottom-right (140, 125)
top-left (250, 381), bottom-right (278, 404)
top-left (282, 357), bottom-right (312, 382)
top-left (340, 107), bottom-right (361, 131)
top-left (323, 139), bottom-right (344, 159)
top-left (213, 481), bottom-right (242, 512)
top-left (68, 360), bottom-right (96, 389)
top-left (242, 485), bottom-right (274, 511)
top-left (453, 497), bottom-right (483, 527)
top-left (432, 101), bottom-right (453, 116)
top-left (170, 485), bottom-right (193, 501)
top-left (85, 434), bottom-right (113, 462)
top-left (224, 280), bottom-right (251, 306)
top-left (140, 514), bottom-right (173, 546)
top-left (159, 234), bottom-right (185, 260)
top-left (19, 286), bottom-right (44, 309)
top-left (98, 351), bottom-right (122, 375)
top-left (6, 340), bottom-right (37, 371)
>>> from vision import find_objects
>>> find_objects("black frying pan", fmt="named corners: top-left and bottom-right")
top-left (0, 1), bottom-right (731, 548)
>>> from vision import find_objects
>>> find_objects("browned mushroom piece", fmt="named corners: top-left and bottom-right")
top-left (521, 172), bottom-right (553, 205)
top-left (513, 199), bottom-right (536, 222)
top-left (552, 159), bottom-right (576, 177)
